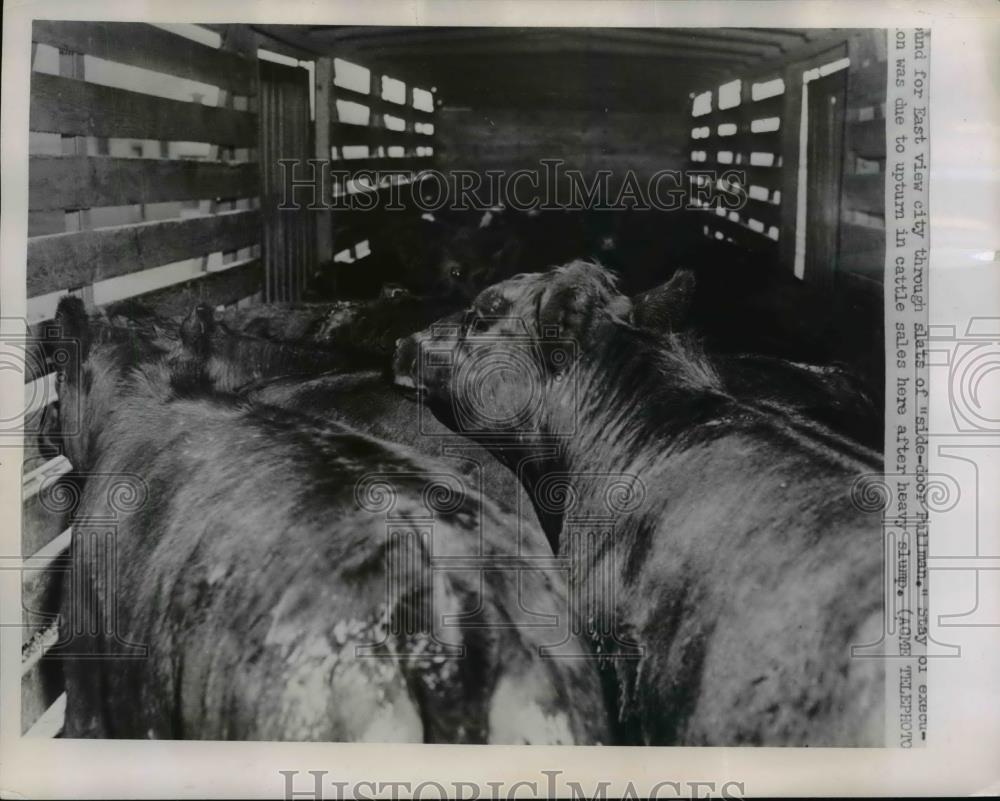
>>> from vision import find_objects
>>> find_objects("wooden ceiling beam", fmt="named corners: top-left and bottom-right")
top-left (361, 39), bottom-right (756, 62)
top-left (308, 27), bottom-right (779, 58)
top-left (249, 24), bottom-right (336, 57)
top-left (715, 27), bottom-right (813, 48)
top-left (304, 26), bottom-right (523, 45)
top-left (298, 26), bottom-right (767, 63)
top-left (574, 28), bottom-right (782, 57)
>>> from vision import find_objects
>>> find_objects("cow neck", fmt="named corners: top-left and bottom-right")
top-left (528, 321), bottom-right (733, 528)
top-left (544, 320), bottom-right (880, 492)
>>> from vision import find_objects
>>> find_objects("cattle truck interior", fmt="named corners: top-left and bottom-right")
top-left (22, 24), bottom-right (887, 744)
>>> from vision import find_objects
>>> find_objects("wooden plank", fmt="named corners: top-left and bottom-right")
top-left (699, 106), bottom-right (743, 130)
top-left (21, 513), bottom-right (70, 640)
top-left (32, 21), bottom-right (255, 95)
top-left (849, 61), bottom-right (888, 105)
top-left (697, 35), bottom-right (848, 99)
top-left (21, 622), bottom-right (63, 734)
top-left (777, 59), bottom-right (803, 274)
top-left (30, 73), bottom-right (257, 146)
top-left (333, 83), bottom-right (435, 121)
top-left (205, 24), bottom-right (316, 62)
top-left (838, 262), bottom-right (884, 289)
top-left (696, 97), bottom-right (782, 134)
top-left (315, 56), bottom-right (335, 265)
top-left (331, 157), bottom-right (432, 181)
top-left (703, 213), bottom-right (780, 253)
top-left (26, 525), bottom-right (72, 568)
top-left (21, 327), bottom-right (57, 382)
top-left (745, 92), bottom-right (786, 119)
top-left (22, 404), bottom-right (54, 469)
top-left (368, 37), bottom-right (753, 62)
top-left (730, 164), bottom-right (784, 189)
top-left (24, 372), bottom-right (57, 417)
top-left (58, 47), bottom-right (94, 246)
top-left (259, 59), bottom-right (314, 302)
top-left (741, 197), bottom-right (783, 227)
top-left (28, 209), bottom-right (260, 298)
top-left (29, 156), bottom-right (259, 211)
top-left (21, 528), bottom-right (71, 646)
top-left (129, 258), bottom-right (263, 317)
top-left (197, 26), bottom-right (254, 272)
top-left (330, 122), bottom-right (429, 149)
top-left (846, 117), bottom-right (885, 161)
top-left (739, 129), bottom-right (783, 153)
top-left (840, 221), bottom-right (885, 255)
top-left (21, 454), bottom-right (71, 612)
top-left (28, 211), bottom-right (65, 237)
top-left (705, 143), bottom-right (783, 169)
top-left (592, 28), bottom-right (782, 58)
top-left (842, 173), bottom-right (884, 217)
top-left (23, 455), bottom-right (72, 503)
top-left (838, 249), bottom-right (885, 283)
top-left (716, 28), bottom-right (812, 50)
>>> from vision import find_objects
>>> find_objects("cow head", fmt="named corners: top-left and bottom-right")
top-left (47, 297), bottom-right (182, 470)
top-left (392, 261), bottom-right (696, 443)
top-left (433, 213), bottom-right (522, 302)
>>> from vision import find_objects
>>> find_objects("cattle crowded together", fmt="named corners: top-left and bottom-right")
top-left (43, 208), bottom-right (886, 746)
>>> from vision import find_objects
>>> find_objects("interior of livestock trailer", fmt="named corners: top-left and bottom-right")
top-left (21, 23), bottom-right (886, 736)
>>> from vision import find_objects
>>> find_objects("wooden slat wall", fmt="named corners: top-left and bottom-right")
top-left (27, 210), bottom-right (260, 297)
top-left (839, 32), bottom-right (888, 283)
top-left (686, 30), bottom-right (886, 288)
top-left (327, 57), bottom-right (437, 272)
top-left (30, 73), bottom-right (257, 146)
top-left (22, 21), bottom-right (264, 736)
top-left (334, 83), bottom-right (435, 123)
top-left (688, 73), bottom-right (784, 257)
top-left (29, 157), bottom-right (259, 212)
top-left (315, 57), bottom-right (336, 265)
top-left (127, 257), bottom-right (265, 317)
top-left (32, 21), bottom-right (256, 95)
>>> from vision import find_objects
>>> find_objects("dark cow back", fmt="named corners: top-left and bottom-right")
top-left (393, 261), bottom-right (887, 746)
top-left (51, 297), bottom-right (609, 744)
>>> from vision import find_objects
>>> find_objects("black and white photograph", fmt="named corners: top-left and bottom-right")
top-left (2, 2), bottom-right (999, 797)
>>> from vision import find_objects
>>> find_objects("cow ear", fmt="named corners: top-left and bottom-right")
top-left (631, 269), bottom-right (696, 333)
top-left (179, 303), bottom-right (215, 359)
top-left (53, 295), bottom-right (91, 383)
top-left (538, 281), bottom-right (593, 342)
top-left (536, 263), bottom-right (627, 359)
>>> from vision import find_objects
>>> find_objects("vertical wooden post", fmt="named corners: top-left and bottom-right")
top-left (777, 61), bottom-right (802, 277)
top-left (213, 26), bottom-right (258, 298)
top-left (203, 25), bottom-right (256, 282)
top-left (364, 69), bottom-right (383, 264)
top-left (406, 84), bottom-right (417, 174)
top-left (315, 56), bottom-right (335, 267)
top-left (58, 50), bottom-right (94, 308)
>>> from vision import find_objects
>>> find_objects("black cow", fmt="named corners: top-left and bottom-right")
top-left (182, 309), bottom-right (544, 541)
top-left (394, 261), bottom-right (886, 746)
top-left (219, 293), bottom-right (464, 367)
top-left (241, 370), bottom-right (541, 533)
top-left (51, 297), bottom-right (609, 744)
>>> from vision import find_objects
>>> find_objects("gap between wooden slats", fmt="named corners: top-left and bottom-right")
top-left (32, 21), bottom-right (255, 96)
